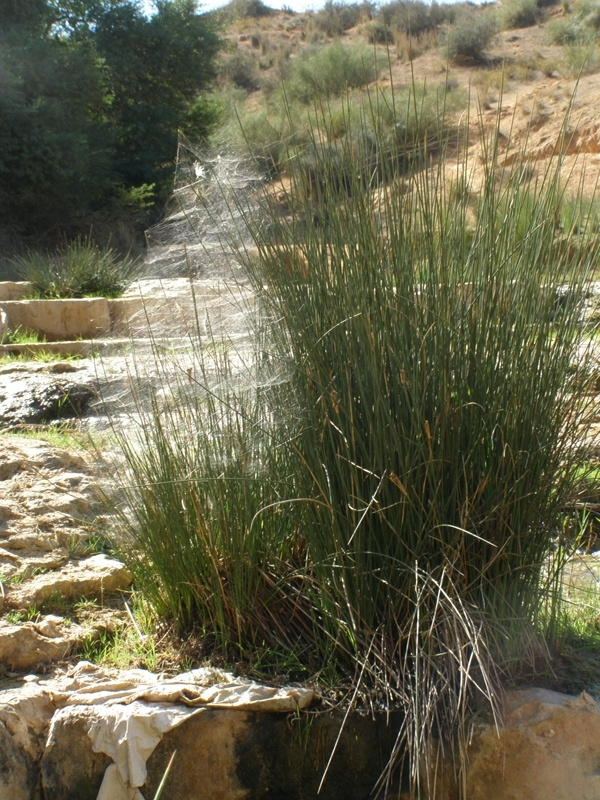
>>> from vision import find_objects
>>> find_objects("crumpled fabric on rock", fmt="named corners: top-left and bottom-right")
top-left (14, 660), bottom-right (315, 800)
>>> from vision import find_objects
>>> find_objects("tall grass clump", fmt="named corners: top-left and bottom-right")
top-left (113, 338), bottom-right (309, 662)
top-left (114, 97), bottom-right (598, 797)
top-left (13, 236), bottom-right (139, 298)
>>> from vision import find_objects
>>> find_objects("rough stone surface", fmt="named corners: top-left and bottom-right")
top-left (40, 702), bottom-right (403, 800)
top-left (463, 689), bottom-right (600, 800)
top-left (0, 717), bottom-right (39, 800)
top-left (0, 282), bottom-right (33, 302)
top-left (0, 679), bottom-right (57, 762)
top-left (6, 555), bottom-right (131, 609)
top-left (0, 297), bottom-right (110, 341)
top-left (0, 435), bottom-right (105, 579)
top-left (41, 707), bottom-right (112, 800)
top-left (0, 616), bottom-right (86, 671)
top-left (0, 377), bottom-right (95, 427)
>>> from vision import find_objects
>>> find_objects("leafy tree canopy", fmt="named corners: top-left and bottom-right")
top-left (0, 0), bottom-right (221, 247)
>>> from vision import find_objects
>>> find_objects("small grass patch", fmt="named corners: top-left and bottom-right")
top-left (79, 595), bottom-right (158, 670)
top-left (0, 350), bottom-right (85, 366)
top-left (4, 607), bottom-right (39, 625)
top-left (1, 423), bottom-right (85, 450)
top-left (1, 327), bottom-right (46, 347)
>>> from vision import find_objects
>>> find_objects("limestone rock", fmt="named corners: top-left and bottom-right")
top-left (465, 688), bottom-right (600, 800)
top-left (0, 616), bottom-right (85, 671)
top-left (40, 700), bottom-right (402, 800)
top-left (6, 555), bottom-right (132, 609)
top-left (0, 297), bottom-right (110, 341)
top-left (0, 282), bottom-right (33, 301)
top-left (0, 435), bottom-right (104, 579)
top-left (0, 717), bottom-right (39, 800)
top-left (40, 706), bottom-right (112, 800)
top-left (0, 679), bottom-right (58, 762)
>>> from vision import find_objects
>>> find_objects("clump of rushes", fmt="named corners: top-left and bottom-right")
top-left (114, 93), bottom-right (598, 798)
top-left (13, 236), bottom-right (139, 298)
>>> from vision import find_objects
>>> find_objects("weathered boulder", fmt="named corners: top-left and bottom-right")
top-left (41, 707), bottom-right (112, 800)
top-left (40, 696), bottom-right (403, 800)
top-left (0, 662), bottom-right (401, 800)
top-left (464, 688), bottom-right (600, 800)
top-left (0, 616), bottom-right (86, 671)
top-left (0, 377), bottom-right (95, 427)
top-left (0, 282), bottom-right (33, 301)
top-left (5, 555), bottom-right (132, 610)
top-left (0, 717), bottom-right (39, 800)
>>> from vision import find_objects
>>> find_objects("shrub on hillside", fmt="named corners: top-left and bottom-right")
top-left (285, 41), bottom-right (381, 104)
top-left (499, 0), bottom-right (541, 28)
top-left (219, 103), bottom-right (310, 176)
top-left (313, 0), bottom-right (374, 36)
top-left (366, 21), bottom-right (394, 43)
top-left (378, 0), bottom-right (454, 35)
top-left (577, 0), bottom-right (600, 29)
top-left (227, 0), bottom-right (274, 18)
top-left (444, 10), bottom-right (498, 62)
top-left (547, 15), bottom-right (586, 42)
top-left (563, 36), bottom-right (600, 74)
top-left (219, 50), bottom-right (261, 91)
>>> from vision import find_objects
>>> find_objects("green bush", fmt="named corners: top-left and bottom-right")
top-left (115, 95), bottom-right (598, 797)
top-left (563, 36), bottom-right (600, 74)
top-left (378, 0), bottom-right (454, 34)
top-left (221, 80), bottom-right (465, 182)
top-left (366, 21), bottom-right (394, 43)
top-left (14, 238), bottom-right (139, 299)
top-left (225, 0), bottom-right (275, 19)
top-left (444, 9), bottom-right (498, 62)
top-left (547, 0), bottom-right (600, 42)
top-left (219, 103), bottom-right (308, 176)
top-left (499, 0), bottom-right (541, 28)
top-left (219, 49), bottom-right (261, 91)
top-left (576, 0), bottom-right (600, 29)
top-left (285, 41), bottom-right (381, 104)
top-left (313, 0), bottom-right (374, 36)
top-left (547, 15), bottom-right (587, 42)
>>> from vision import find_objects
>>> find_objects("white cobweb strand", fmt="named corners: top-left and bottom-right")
top-left (91, 140), bottom-right (268, 436)
top-left (145, 137), bottom-right (263, 281)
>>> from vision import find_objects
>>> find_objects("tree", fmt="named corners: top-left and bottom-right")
top-left (94, 0), bottom-right (220, 196)
top-left (0, 0), bottom-right (220, 246)
top-left (0, 9), bottom-right (111, 239)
